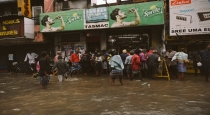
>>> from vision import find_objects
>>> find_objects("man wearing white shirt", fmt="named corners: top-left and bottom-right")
top-left (24, 51), bottom-right (38, 73)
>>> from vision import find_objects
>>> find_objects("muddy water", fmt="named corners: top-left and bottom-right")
top-left (0, 73), bottom-right (210, 115)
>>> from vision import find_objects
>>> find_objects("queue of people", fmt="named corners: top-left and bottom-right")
top-left (33, 44), bottom-right (210, 89)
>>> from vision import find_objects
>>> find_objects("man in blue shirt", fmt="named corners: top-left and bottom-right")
top-left (125, 50), bottom-right (134, 79)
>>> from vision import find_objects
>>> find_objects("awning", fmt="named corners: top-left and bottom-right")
top-left (166, 40), bottom-right (210, 45)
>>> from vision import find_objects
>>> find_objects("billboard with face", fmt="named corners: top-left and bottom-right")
top-left (40, 10), bottom-right (84, 32)
top-left (109, 1), bottom-right (164, 28)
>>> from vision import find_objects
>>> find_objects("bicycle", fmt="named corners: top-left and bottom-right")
top-left (12, 62), bottom-right (33, 74)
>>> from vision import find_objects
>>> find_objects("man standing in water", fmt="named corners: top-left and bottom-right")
top-left (200, 43), bottom-right (210, 81)
top-left (39, 51), bottom-right (51, 89)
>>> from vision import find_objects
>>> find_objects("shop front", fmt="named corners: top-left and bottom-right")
top-left (105, 26), bottom-right (163, 53)
top-left (168, 0), bottom-right (210, 74)
top-left (0, 16), bottom-right (37, 72)
top-left (0, 16), bottom-right (34, 72)
top-left (166, 34), bottom-right (210, 73)
top-left (40, 1), bottom-right (164, 55)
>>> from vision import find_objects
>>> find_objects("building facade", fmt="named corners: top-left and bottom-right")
top-left (0, 0), bottom-right (49, 72)
top-left (41, 0), bottom-right (165, 57)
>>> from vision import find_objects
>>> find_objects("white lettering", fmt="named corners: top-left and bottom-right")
top-left (85, 24), bottom-right (109, 29)
top-left (203, 13), bottom-right (210, 19)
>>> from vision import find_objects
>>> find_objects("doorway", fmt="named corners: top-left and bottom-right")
top-left (86, 36), bottom-right (101, 52)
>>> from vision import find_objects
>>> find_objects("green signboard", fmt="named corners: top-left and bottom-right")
top-left (108, 1), bottom-right (164, 28)
top-left (40, 10), bottom-right (84, 32)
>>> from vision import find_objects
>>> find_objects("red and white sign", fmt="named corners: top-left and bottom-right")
top-left (169, 0), bottom-right (210, 36)
top-left (170, 0), bottom-right (191, 6)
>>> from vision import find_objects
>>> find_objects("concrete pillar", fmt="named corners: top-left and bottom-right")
top-left (100, 31), bottom-right (107, 50)
top-left (44, 0), bottom-right (54, 13)
top-left (151, 27), bottom-right (162, 52)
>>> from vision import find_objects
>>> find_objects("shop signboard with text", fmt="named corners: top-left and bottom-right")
top-left (85, 7), bottom-right (109, 29)
top-left (40, 10), bottom-right (84, 32)
top-left (0, 18), bottom-right (23, 37)
top-left (169, 0), bottom-right (210, 36)
top-left (108, 1), bottom-right (164, 28)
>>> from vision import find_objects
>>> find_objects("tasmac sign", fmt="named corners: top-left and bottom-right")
top-left (84, 7), bottom-right (109, 29)
top-left (169, 0), bottom-right (210, 36)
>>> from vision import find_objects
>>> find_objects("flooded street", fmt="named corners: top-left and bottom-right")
top-left (0, 73), bottom-right (210, 115)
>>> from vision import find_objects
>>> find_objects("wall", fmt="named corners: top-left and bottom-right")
top-left (44, 0), bottom-right (54, 13)
top-left (151, 26), bottom-right (163, 53)
top-left (100, 31), bottom-right (107, 50)
top-left (69, 0), bottom-right (87, 9)
top-left (55, 0), bottom-right (87, 11)
top-left (24, 17), bottom-right (34, 39)
top-left (34, 25), bottom-right (44, 42)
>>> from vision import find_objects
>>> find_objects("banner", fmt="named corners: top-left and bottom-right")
top-left (85, 7), bottom-right (109, 29)
top-left (40, 10), bottom-right (84, 32)
top-left (169, 0), bottom-right (210, 36)
top-left (0, 18), bottom-right (23, 37)
top-left (108, 1), bottom-right (164, 28)
top-left (17, 0), bottom-right (32, 18)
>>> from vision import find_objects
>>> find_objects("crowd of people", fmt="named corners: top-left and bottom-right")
top-left (24, 44), bottom-right (210, 89)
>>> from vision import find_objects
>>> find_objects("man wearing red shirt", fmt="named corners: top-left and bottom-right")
top-left (146, 47), bottom-right (154, 59)
top-left (70, 52), bottom-right (80, 63)
top-left (131, 49), bottom-right (142, 81)
top-left (70, 51), bottom-right (81, 76)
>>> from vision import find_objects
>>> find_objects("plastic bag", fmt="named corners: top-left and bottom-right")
top-left (197, 62), bottom-right (202, 67)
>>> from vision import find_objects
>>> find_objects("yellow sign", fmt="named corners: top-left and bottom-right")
top-left (17, 0), bottom-right (32, 18)
top-left (0, 18), bottom-right (21, 37)
top-left (0, 30), bottom-right (18, 36)
top-left (2, 26), bottom-right (7, 30)
top-left (2, 19), bottom-right (20, 25)
top-left (17, 0), bottom-right (22, 7)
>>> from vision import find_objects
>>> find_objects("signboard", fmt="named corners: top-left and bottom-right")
top-left (40, 10), bottom-right (84, 32)
top-left (169, 0), bottom-right (210, 36)
top-left (85, 7), bottom-right (109, 29)
top-left (0, 18), bottom-right (23, 37)
top-left (17, 0), bottom-right (32, 18)
top-left (108, 1), bottom-right (164, 28)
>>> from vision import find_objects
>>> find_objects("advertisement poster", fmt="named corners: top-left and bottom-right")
top-left (108, 1), bottom-right (164, 28)
top-left (8, 54), bottom-right (13, 61)
top-left (61, 43), bottom-right (74, 56)
top-left (74, 44), bottom-right (85, 53)
top-left (85, 7), bottom-right (109, 29)
top-left (169, 0), bottom-right (210, 36)
top-left (40, 10), bottom-right (84, 32)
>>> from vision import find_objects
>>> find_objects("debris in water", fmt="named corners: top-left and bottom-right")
top-left (141, 82), bottom-right (147, 85)
top-left (65, 78), bottom-right (79, 81)
top-left (12, 108), bottom-right (20, 111)
top-left (0, 91), bottom-right (5, 93)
